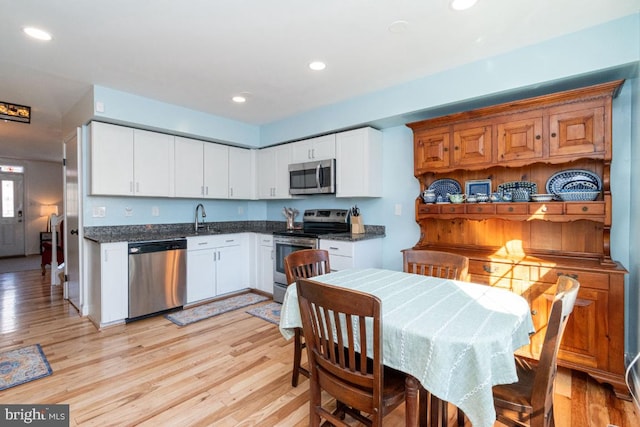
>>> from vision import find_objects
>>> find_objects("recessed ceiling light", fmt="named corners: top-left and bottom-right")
top-left (388, 20), bottom-right (409, 34)
top-left (309, 61), bottom-right (326, 71)
top-left (23, 26), bottom-right (52, 41)
top-left (232, 95), bottom-right (246, 103)
top-left (450, 0), bottom-right (478, 11)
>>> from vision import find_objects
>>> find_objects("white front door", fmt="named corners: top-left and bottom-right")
top-left (64, 129), bottom-right (83, 313)
top-left (0, 169), bottom-right (25, 257)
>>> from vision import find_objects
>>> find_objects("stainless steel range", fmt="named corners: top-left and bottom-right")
top-left (272, 209), bottom-right (349, 303)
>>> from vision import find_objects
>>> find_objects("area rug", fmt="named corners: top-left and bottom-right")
top-left (246, 302), bottom-right (281, 325)
top-left (166, 293), bottom-right (269, 326)
top-left (0, 344), bottom-right (53, 391)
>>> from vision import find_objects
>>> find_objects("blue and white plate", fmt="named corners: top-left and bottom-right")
top-left (428, 178), bottom-right (462, 200)
top-left (546, 169), bottom-right (602, 197)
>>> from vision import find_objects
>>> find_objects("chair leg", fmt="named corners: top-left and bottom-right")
top-left (291, 327), bottom-right (309, 387)
top-left (457, 407), bottom-right (465, 426)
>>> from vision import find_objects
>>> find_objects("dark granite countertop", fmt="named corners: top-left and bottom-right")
top-left (84, 221), bottom-right (385, 244)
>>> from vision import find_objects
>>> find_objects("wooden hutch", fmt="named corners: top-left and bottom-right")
top-left (407, 80), bottom-right (629, 397)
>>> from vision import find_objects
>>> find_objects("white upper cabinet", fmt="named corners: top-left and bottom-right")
top-left (90, 122), bottom-right (174, 197)
top-left (175, 137), bottom-right (253, 199)
top-left (257, 144), bottom-right (292, 199)
top-left (290, 134), bottom-right (336, 163)
top-left (336, 127), bottom-right (382, 198)
top-left (90, 122), bottom-right (134, 196)
top-left (174, 136), bottom-right (205, 198)
top-left (229, 146), bottom-right (255, 199)
top-left (203, 143), bottom-right (229, 199)
top-left (133, 129), bottom-right (175, 197)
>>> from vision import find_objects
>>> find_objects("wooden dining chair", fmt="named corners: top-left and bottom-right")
top-left (296, 277), bottom-right (409, 427)
top-left (492, 275), bottom-right (580, 427)
top-left (402, 249), bottom-right (469, 281)
top-left (283, 249), bottom-right (331, 387)
top-left (402, 248), bottom-right (469, 426)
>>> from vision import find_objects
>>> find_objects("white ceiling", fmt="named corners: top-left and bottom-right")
top-left (0, 0), bottom-right (638, 162)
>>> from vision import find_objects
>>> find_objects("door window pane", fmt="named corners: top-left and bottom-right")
top-left (2, 180), bottom-right (14, 217)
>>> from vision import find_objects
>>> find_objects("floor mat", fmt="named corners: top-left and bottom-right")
top-left (246, 302), bottom-right (282, 325)
top-left (166, 293), bottom-right (269, 326)
top-left (0, 344), bottom-right (53, 391)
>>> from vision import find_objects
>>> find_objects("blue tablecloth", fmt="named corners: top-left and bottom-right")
top-left (279, 268), bottom-right (535, 427)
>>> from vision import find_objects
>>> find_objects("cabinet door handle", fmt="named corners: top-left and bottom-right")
top-left (551, 132), bottom-right (557, 138)
top-left (535, 135), bottom-right (541, 140)
top-left (443, 147), bottom-right (448, 152)
top-left (329, 246), bottom-right (339, 250)
top-left (531, 309), bottom-right (538, 316)
top-left (136, 182), bottom-right (140, 193)
top-left (582, 206), bottom-right (588, 212)
top-left (70, 229), bottom-right (78, 235)
top-left (454, 146), bottom-right (459, 150)
top-left (482, 265), bottom-right (497, 273)
top-left (229, 187), bottom-right (233, 197)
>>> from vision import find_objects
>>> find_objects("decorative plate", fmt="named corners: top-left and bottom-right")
top-left (497, 181), bottom-right (537, 195)
top-left (428, 178), bottom-right (462, 200)
top-left (556, 191), bottom-right (600, 201)
top-left (546, 169), bottom-right (602, 195)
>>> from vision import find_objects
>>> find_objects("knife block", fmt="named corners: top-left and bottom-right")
top-left (351, 216), bottom-right (365, 234)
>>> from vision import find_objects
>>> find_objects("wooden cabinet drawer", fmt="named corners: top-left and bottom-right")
top-left (418, 204), bottom-right (439, 214)
top-left (529, 267), bottom-right (609, 290)
top-left (439, 204), bottom-right (465, 214)
top-left (465, 204), bottom-right (496, 214)
top-left (528, 203), bottom-right (564, 215)
top-left (496, 203), bottom-right (528, 215)
top-left (469, 260), bottom-right (529, 282)
top-left (469, 273), bottom-right (527, 293)
top-left (565, 202), bottom-right (605, 215)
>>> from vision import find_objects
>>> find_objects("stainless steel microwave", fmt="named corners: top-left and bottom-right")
top-left (288, 159), bottom-right (336, 195)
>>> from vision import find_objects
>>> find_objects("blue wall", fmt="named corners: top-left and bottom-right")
top-left (81, 14), bottom-right (640, 352)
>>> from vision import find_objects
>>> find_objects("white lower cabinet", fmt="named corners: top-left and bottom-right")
top-left (86, 241), bottom-right (128, 327)
top-left (255, 234), bottom-right (274, 293)
top-left (187, 233), bottom-right (249, 304)
top-left (320, 238), bottom-right (383, 271)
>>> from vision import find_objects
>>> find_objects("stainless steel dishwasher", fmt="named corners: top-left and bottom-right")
top-left (128, 239), bottom-right (187, 320)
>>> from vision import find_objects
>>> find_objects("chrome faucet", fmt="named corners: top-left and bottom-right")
top-left (194, 203), bottom-right (207, 232)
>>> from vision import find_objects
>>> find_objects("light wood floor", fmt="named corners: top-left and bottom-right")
top-left (1, 269), bottom-right (639, 426)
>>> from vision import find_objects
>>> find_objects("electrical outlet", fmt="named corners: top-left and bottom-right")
top-left (124, 207), bottom-right (133, 217)
top-left (95, 101), bottom-right (105, 113)
top-left (151, 206), bottom-right (160, 216)
top-left (394, 204), bottom-right (402, 216)
top-left (238, 206), bottom-right (244, 215)
top-left (92, 206), bottom-right (106, 217)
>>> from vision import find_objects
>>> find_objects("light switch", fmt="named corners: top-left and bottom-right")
top-left (95, 101), bottom-right (105, 113)
top-left (151, 206), bottom-right (160, 216)
top-left (394, 204), bottom-right (402, 216)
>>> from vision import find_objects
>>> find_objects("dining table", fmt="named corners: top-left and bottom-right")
top-left (279, 268), bottom-right (535, 427)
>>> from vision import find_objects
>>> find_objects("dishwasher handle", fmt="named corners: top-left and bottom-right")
top-left (128, 239), bottom-right (187, 254)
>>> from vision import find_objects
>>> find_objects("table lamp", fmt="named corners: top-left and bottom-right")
top-left (40, 205), bottom-right (59, 232)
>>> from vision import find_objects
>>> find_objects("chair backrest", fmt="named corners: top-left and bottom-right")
top-left (296, 277), bottom-right (384, 417)
top-left (531, 275), bottom-right (580, 418)
top-left (402, 249), bottom-right (469, 281)
top-left (284, 249), bottom-right (331, 285)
